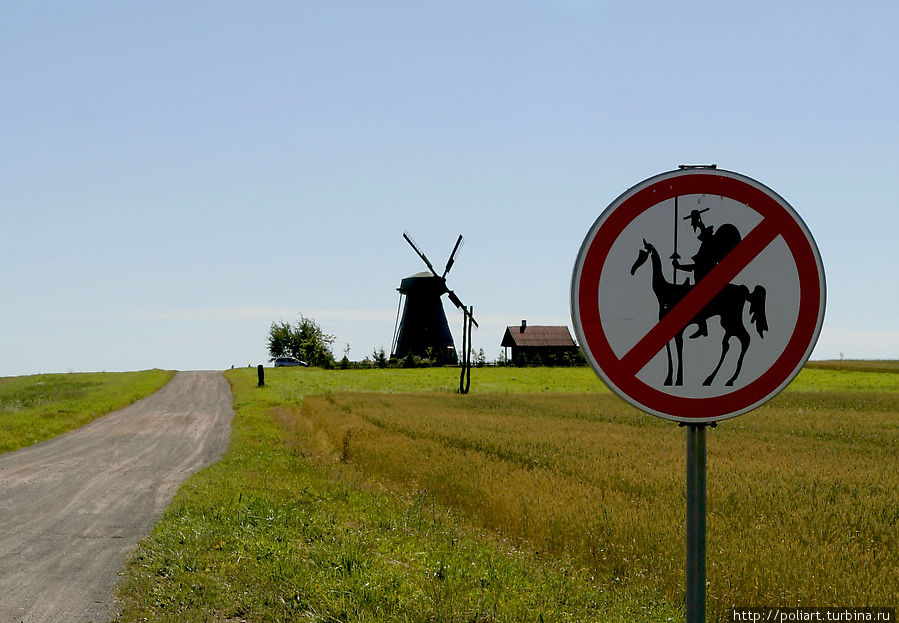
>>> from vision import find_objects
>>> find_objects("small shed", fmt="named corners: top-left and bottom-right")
top-left (501, 320), bottom-right (578, 365)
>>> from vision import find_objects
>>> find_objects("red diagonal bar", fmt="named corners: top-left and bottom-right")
top-left (619, 217), bottom-right (781, 376)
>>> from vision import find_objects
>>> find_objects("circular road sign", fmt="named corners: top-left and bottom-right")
top-left (571, 168), bottom-right (825, 423)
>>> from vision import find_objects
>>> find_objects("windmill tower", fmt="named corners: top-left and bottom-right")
top-left (392, 233), bottom-right (477, 371)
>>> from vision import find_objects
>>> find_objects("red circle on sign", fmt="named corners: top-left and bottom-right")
top-left (571, 169), bottom-right (825, 422)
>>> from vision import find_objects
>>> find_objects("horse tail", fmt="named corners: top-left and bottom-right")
top-left (748, 285), bottom-right (768, 338)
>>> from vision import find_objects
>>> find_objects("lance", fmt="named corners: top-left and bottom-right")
top-left (671, 195), bottom-right (680, 282)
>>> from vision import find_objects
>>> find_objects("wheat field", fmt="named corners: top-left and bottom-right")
top-left (282, 386), bottom-right (898, 620)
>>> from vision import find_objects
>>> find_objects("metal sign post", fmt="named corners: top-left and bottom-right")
top-left (685, 423), bottom-right (707, 623)
top-left (571, 167), bottom-right (825, 622)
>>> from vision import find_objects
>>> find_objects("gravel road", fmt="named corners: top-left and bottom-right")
top-left (0, 371), bottom-right (233, 623)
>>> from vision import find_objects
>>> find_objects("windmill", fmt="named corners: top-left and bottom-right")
top-left (392, 232), bottom-right (478, 393)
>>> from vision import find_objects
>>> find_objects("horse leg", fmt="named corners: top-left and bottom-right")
top-left (664, 340), bottom-right (673, 386)
top-left (703, 334), bottom-right (730, 386)
top-left (674, 330), bottom-right (684, 386)
top-left (725, 326), bottom-right (751, 386)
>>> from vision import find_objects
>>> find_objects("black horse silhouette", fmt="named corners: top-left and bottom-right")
top-left (630, 239), bottom-right (768, 387)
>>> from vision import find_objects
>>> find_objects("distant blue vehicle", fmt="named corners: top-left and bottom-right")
top-left (273, 357), bottom-right (309, 367)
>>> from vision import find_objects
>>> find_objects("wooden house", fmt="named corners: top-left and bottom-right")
top-left (501, 320), bottom-right (578, 365)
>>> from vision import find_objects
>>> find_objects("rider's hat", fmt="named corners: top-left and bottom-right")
top-left (683, 208), bottom-right (709, 228)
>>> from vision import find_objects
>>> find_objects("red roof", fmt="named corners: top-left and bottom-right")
top-left (501, 325), bottom-right (576, 348)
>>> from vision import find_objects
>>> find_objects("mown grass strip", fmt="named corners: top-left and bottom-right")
top-left (805, 359), bottom-right (899, 374)
top-left (0, 369), bottom-right (175, 455)
top-left (241, 362), bottom-right (899, 396)
top-left (251, 365), bottom-right (616, 395)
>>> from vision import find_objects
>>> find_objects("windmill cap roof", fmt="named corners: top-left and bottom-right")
top-left (398, 272), bottom-right (446, 293)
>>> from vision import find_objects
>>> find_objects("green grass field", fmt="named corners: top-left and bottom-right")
top-left (114, 364), bottom-right (899, 622)
top-left (0, 369), bottom-right (175, 455)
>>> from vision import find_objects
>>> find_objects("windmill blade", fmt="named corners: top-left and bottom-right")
top-left (442, 234), bottom-right (464, 278)
top-left (447, 290), bottom-right (479, 327)
top-left (403, 231), bottom-right (438, 276)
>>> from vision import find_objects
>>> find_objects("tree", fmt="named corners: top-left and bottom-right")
top-left (267, 315), bottom-right (336, 367)
top-left (267, 321), bottom-right (294, 360)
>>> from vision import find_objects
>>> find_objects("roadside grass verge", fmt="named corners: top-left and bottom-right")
top-left (0, 369), bottom-right (175, 455)
top-left (116, 364), bottom-right (899, 622)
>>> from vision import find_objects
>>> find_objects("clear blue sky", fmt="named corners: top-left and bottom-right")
top-left (2, 1), bottom-right (897, 376)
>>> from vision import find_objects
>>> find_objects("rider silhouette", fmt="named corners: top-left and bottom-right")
top-left (672, 208), bottom-right (741, 338)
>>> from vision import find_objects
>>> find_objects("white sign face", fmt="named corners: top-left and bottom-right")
top-left (571, 168), bottom-right (826, 423)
